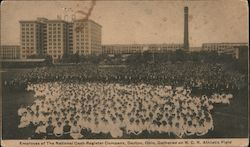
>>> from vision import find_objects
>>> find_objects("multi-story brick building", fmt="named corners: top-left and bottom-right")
top-left (20, 20), bottom-right (44, 59)
top-left (19, 18), bottom-right (102, 61)
top-left (73, 19), bottom-right (102, 55)
top-left (46, 20), bottom-right (68, 60)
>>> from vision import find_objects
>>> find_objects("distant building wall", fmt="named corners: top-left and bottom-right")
top-left (202, 43), bottom-right (248, 59)
top-left (102, 44), bottom-right (183, 54)
top-left (20, 21), bottom-right (45, 59)
top-left (67, 23), bottom-right (74, 55)
top-left (46, 20), bottom-right (68, 61)
top-left (73, 20), bottom-right (102, 56)
top-left (0, 45), bottom-right (20, 59)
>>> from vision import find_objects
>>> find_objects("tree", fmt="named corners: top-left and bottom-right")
top-left (72, 51), bottom-right (80, 63)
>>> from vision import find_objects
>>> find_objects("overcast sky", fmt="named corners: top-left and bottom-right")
top-left (1, 0), bottom-right (249, 47)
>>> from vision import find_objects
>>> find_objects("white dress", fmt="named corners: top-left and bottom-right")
top-left (18, 116), bottom-right (30, 128)
top-left (110, 123), bottom-right (123, 138)
top-left (35, 125), bottom-right (46, 134)
top-left (54, 125), bottom-right (63, 137)
top-left (70, 125), bottom-right (83, 139)
top-left (17, 108), bottom-right (27, 116)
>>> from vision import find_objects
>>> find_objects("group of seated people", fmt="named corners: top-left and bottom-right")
top-left (210, 93), bottom-right (233, 104)
top-left (17, 82), bottom-right (233, 139)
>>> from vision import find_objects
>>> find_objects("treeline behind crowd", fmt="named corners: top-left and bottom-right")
top-left (54, 48), bottom-right (248, 74)
top-left (2, 47), bottom-right (248, 74)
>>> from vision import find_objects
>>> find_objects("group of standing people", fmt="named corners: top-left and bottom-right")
top-left (4, 63), bottom-right (246, 95)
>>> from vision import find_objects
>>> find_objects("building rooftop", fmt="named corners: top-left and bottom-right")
top-left (19, 20), bottom-right (39, 23)
top-left (19, 18), bottom-right (102, 27)
top-left (45, 19), bottom-right (68, 23)
top-left (202, 42), bottom-right (248, 45)
top-left (102, 43), bottom-right (184, 46)
top-left (73, 19), bottom-right (102, 27)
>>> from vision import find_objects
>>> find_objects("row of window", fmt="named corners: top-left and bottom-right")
top-left (48, 39), bottom-right (62, 42)
top-left (48, 26), bottom-right (63, 29)
top-left (48, 35), bottom-right (66, 38)
top-left (22, 39), bottom-right (35, 42)
top-left (48, 43), bottom-right (63, 45)
top-left (76, 33), bottom-right (89, 37)
top-left (22, 51), bottom-right (35, 54)
top-left (21, 39), bottom-right (37, 42)
top-left (22, 35), bottom-right (34, 39)
top-left (78, 50), bottom-right (90, 54)
top-left (76, 39), bottom-right (89, 42)
top-left (21, 24), bottom-right (36, 27)
top-left (48, 23), bottom-right (65, 26)
top-left (52, 55), bottom-right (61, 58)
top-left (48, 31), bottom-right (63, 34)
top-left (21, 28), bottom-right (35, 30)
top-left (48, 27), bottom-right (67, 30)
top-left (21, 43), bottom-right (100, 51)
top-left (48, 47), bottom-right (63, 49)
top-left (21, 30), bottom-right (100, 38)
top-left (22, 47), bottom-right (35, 50)
top-left (76, 42), bottom-right (89, 44)
top-left (76, 47), bottom-right (89, 50)
top-left (48, 51), bottom-right (62, 53)
top-left (22, 29), bottom-right (42, 32)
top-left (21, 22), bottom-right (100, 29)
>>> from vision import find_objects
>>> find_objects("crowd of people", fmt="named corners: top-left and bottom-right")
top-left (3, 63), bottom-right (246, 95)
top-left (3, 62), bottom-right (246, 139)
top-left (17, 82), bottom-right (233, 139)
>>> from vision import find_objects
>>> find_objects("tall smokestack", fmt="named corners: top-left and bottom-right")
top-left (184, 5), bottom-right (189, 51)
